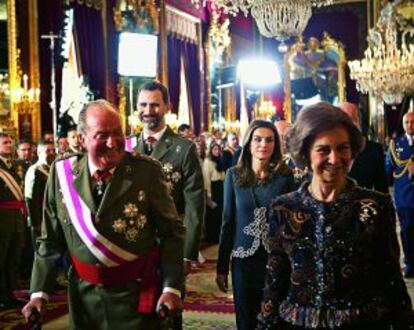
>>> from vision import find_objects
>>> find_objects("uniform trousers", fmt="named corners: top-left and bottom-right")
top-left (397, 209), bottom-right (414, 275)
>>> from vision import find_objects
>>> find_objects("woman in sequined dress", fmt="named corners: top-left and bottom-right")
top-left (216, 120), bottom-right (296, 330)
top-left (257, 103), bottom-right (413, 330)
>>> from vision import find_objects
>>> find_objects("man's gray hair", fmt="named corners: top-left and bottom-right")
top-left (77, 99), bottom-right (119, 135)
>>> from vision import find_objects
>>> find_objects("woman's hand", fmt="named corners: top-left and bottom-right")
top-left (216, 273), bottom-right (228, 292)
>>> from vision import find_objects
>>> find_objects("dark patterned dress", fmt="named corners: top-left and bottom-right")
top-left (257, 180), bottom-right (413, 330)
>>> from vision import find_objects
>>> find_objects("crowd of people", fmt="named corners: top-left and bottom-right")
top-left (0, 80), bottom-right (413, 329)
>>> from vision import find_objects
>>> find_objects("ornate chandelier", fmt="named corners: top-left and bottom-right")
top-left (348, 1), bottom-right (414, 104)
top-left (194, 0), bottom-right (334, 52)
top-left (251, 0), bottom-right (312, 45)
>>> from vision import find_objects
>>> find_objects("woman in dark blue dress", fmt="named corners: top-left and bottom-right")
top-left (216, 120), bottom-right (296, 330)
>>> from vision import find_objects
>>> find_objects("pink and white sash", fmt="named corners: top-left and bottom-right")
top-left (125, 136), bottom-right (138, 152)
top-left (56, 157), bottom-right (138, 267)
top-left (0, 168), bottom-right (23, 201)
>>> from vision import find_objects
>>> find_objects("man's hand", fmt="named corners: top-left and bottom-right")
top-left (156, 292), bottom-right (182, 318)
top-left (216, 273), bottom-right (228, 293)
top-left (21, 298), bottom-right (46, 323)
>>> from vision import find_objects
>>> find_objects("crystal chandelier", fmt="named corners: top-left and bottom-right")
top-left (348, 1), bottom-right (414, 104)
top-left (193, 0), bottom-right (334, 51)
top-left (251, 0), bottom-right (312, 45)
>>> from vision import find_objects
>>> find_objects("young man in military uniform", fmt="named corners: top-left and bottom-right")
top-left (0, 133), bottom-right (26, 310)
top-left (22, 100), bottom-right (185, 329)
top-left (386, 111), bottom-right (414, 278)
top-left (133, 81), bottom-right (205, 330)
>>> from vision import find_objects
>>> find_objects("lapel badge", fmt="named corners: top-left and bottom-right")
top-left (359, 199), bottom-right (378, 224)
top-left (138, 190), bottom-right (146, 202)
top-left (175, 145), bottom-right (181, 153)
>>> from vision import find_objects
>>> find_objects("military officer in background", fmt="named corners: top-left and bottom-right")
top-left (134, 81), bottom-right (205, 330)
top-left (0, 132), bottom-right (26, 311)
top-left (386, 111), bottom-right (414, 278)
top-left (22, 100), bottom-right (185, 329)
top-left (24, 140), bottom-right (56, 243)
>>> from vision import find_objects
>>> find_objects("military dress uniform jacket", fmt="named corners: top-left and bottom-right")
top-left (385, 135), bottom-right (414, 210)
top-left (0, 159), bottom-right (25, 233)
top-left (30, 152), bottom-right (185, 329)
top-left (135, 126), bottom-right (205, 261)
top-left (217, 164), bottom-right (296, 275)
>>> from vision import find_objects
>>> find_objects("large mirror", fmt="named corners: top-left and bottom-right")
top-left (283, 32), bottom-right (346, 123)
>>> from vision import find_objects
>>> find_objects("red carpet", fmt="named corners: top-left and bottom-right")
top-left (184, 260), bottom-right (235, 314)
top-left (0, 291), bottom-right (67, 329)
top-left (0, 259), bottom-right (235, 329)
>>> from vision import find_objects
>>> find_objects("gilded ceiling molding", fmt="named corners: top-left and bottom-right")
top-left (65, 0), bottom-right (102, 10)
top-left (166, 4), bottom-right (199, 44)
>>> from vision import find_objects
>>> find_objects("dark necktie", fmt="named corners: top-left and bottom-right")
top-left (145, 136), bottom-right (157, 155)
top-left (92, 170), bottom-right (111, 205)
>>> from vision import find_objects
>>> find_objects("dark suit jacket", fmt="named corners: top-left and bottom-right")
top-left (136, 126), bottom-right (205, 260)
top-left (348, 140), bottom-right (389, 194)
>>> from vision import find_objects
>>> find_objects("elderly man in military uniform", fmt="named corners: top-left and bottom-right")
top-left (128, 81), bottom-right (205, 330)
top-left (0, 132), bottom-right (26, 311)
top-left (22, 100), bottom-right (185, 329)
top-left (386, 111), bottom-right (414, 278)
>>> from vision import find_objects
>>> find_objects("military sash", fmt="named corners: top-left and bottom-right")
top-left (0, 167), bottom-right (24, 201)
top-left (125, 136), bottom-right (137, 152)
top-left (56, 157), bottom-right (139, 267)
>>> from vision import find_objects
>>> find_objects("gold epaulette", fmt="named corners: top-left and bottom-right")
top-left (56, 151), bottom-right (82, 162)
top-left (389, 139), bottom-right (411, 178)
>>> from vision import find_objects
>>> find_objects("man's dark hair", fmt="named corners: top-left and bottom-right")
top-left (17, 139), bottom-right (33, 148)
top-left (138, 81), bottom-right (170, 104)
top-left (178, 124), bottom-right (191, 133)
top-left (0, 132), bottom-right (11, 139)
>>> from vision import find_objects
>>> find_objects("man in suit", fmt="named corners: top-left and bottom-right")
top-left (339, 102), bottom-right (389, 193)
top-left (386, 111), bottom-right (414, 277)
top-left (222, 132), bottom-right (240, 171)
top-left (135, 81), bottom-right (205, 330)
top-left (0, 133), bottom-right (26, 311)
top-left (22, 100), bottom-right (185, 329)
